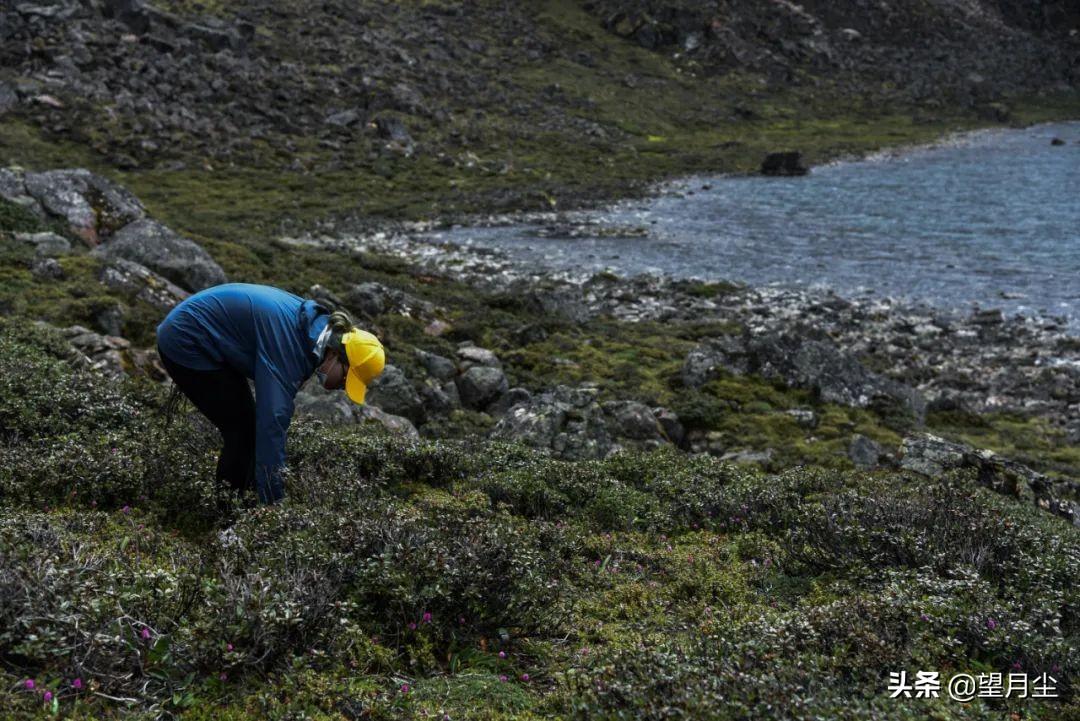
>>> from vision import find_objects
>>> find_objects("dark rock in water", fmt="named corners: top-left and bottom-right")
top-left (92, 218), bottom-right (226, 291)
top-left (366, 364), bottom-right (426, 424)
top-left (900, 433), bottom-right (1077, 526)
top-left (971, 308), bottom-right (1004, 324)
top-left (848, 433), bottom-right (882, 469)
top-left (488, 387), bottom-right (532, 416)
top-left (761, 151), bottom-right (808, 176)
top-left (455, 365), bottom-right (509, 409)
top-left (416, 349), bottom-right (456, 381)
top-left (1050, 137), bottom-right (1066, 146)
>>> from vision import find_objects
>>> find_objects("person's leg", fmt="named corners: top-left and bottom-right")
top-left (158, 346), bottom-right (257, 496)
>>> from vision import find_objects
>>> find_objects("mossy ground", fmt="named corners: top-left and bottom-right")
top-left (0, 320), bottom-right (1078, 719)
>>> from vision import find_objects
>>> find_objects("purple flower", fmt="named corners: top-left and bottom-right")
top-left (24, 679), bottom-right (34, 690)
top-left (499, 675), bottom-right (507, 682)
top-left (400, 683), bottom-right (410, 694)
top-left (140, 627), bottom-right (151, 640)
top-left (226, 643), bottom-right (234, 652)
top-left (1012, 660), bottom-right (1023, 671)
top-left (219, 672), bottom-right (228, 682)
top-left (407, 622), bottom-right (417, 630)
top-left (421, 611), bottom-right (432, 624)
top-left (986, 617), bottom-right (998, 630)
top-left (458, 616), bottom-right (465, 625)
top-left (520, 673), bottom-right (530, 682)
top-left (121, 505), bottom-right (131, 514)
top-left (71, 678), bottom-right (82, 690)
top-left (920, 613), bottom-right (930, 622)
top-left (43, 691), bottom-right (53, 702)
top-left (498, 651), bottom-right (506, 658)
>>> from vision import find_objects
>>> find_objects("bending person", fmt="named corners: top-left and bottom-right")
top-left (156, 282), bottom-right (385, 504)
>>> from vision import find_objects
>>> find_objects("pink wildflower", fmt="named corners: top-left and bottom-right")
top-left (400, 683), bottom-right (410, 694)
top-left (219, 672), bottom-right (228, 682)
top-left (226, 643), bottom-right (234, 652)
top-left (422, 611), bottom-right (432, 624)
top-left (499, 675), bottom-right (507, 682)
top-left (122, 505), bottom-right (131, 514)
top-left (24, 679), bottom-right (34, 690)
top-left (986, 617), bottom-right (998, 630)
top-left (140, 627), bottom-right (151, 640)
top-left (1012, 660), bottom-right (1023, 671)
top-left (407, 621), bottom-right (417, 630)
top-left (72, 678), bottom-right (82, 690)
top-left (520, 673), bottom-right (529, 682)
top-left (43, 691), bottom-right (53, 702)
top-left (498, 651), bottom-right (506, 658)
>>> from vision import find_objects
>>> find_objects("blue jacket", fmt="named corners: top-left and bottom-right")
top-left (156, 283), bottom-right (330, 503)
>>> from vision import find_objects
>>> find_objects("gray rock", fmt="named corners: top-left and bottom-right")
top-left (23, 168), bottom-right (145, 245)
top-left (0, 82), bottom-right (17, 115)
top-left (490, 385), bottom-right (614, 461)
top-left (682, 334), bottom-right (749, 387)
top-left (488, 387), bottom-right (532, 416)
top-left (93, 219), bottom-right (226, 291)
top-left (326, 109), bottom-right (361, 127)
top-left (60, 325), bottom-right (131, 379)
top-left (603, 400), bottom-right (664, 441)
top-left (456, 344), bottom-right (502, 370)
top-left (31, 257), bottom-right (64, 280)
top-left (98, 257), bottom-right (189, 311)
top-left (416, 349), bottom-right (456, 381)
top-left (294, 391), bottom-right (355, 425)
top-left (95, 303), bottom-right (126, 337)
top-left (653, 407), bottom-right (685, 447)
top-left (748, 331), bottom-right (926, 425)
top-left (365, 364), bottom-right (425, 424)
top-left (354, 404), bottom-right (420, 440)
top-left (848, 433), bottom-right (882, 469)
top-left (785, 408), bottom-right (818, 428)
top-left (455, 365), bottom-right (509, 409)
top-left (15, 231), bottom-right (70, 256)
top-left (720, 448), bottom-right (775, 464)
top-left (419, 381), bottom-right (458, 415)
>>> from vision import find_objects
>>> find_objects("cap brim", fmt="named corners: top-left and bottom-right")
top-left (345, 369), bottom-right (368, 405)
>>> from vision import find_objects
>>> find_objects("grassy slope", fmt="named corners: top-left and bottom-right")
top-left (0, 320), bottom-right (1077, 719)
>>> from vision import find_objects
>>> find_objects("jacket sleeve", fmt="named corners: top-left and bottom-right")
top-left (253, 353), bottom-right (296, 504)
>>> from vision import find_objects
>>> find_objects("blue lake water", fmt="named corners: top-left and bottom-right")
top-left (424, 121), bottom-right (1080, 328)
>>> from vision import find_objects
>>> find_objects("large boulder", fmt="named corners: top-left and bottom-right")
top-left (98, 257), bottom-right (190, 311)
top-left (455, 365), bottom-right (509, 409)
top-left (602, 400), bottom-right (665, 441)
top-left (747, 331), bottom-right (927, 425)
top-left (900, 433), bottom-right (1078, 526)
top-left (20, 168), bottom-right (145, 246)
top-left (681, 334), bottom-right (749, 387)
top-left (93, 219), bottom-right (226, 291)
top-left (491, 385), bottom-right (614, 461)
top-left (416, 349), bottom-right (456, 381)
top-left (365, 364), bottom-right (425, 424)
top-left (456, 344), bottom-right (502, 370)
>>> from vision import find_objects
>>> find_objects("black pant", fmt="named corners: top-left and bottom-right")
top-left (158, 345), bottom-right (256, 497)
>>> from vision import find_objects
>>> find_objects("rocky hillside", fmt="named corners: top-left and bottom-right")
top-left (1, 0), bottom-right (1078, 225)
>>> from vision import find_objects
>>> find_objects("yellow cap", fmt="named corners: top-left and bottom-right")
top-left (341, 329), bottom-right (385, 405)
